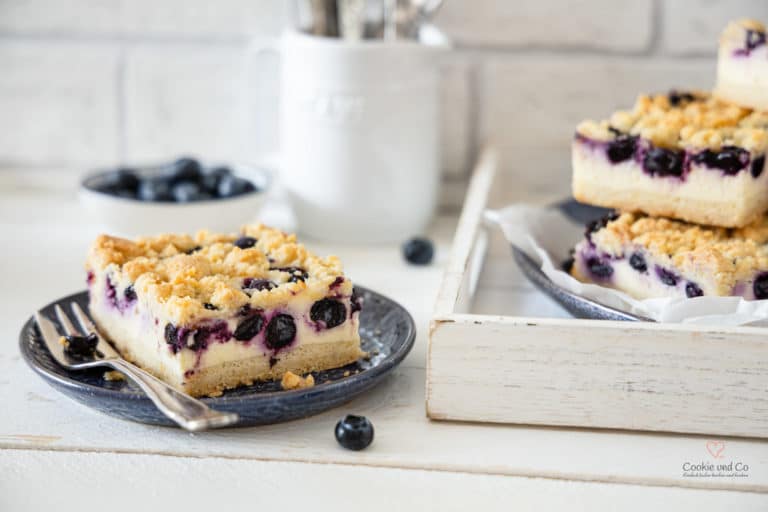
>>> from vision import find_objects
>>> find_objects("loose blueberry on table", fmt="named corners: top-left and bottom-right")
top-left (335, 414), bottom-right (374, 451)
top-left (91, 157), bottom-right (259, 203)
top-left (403, 237), bottom-right (434, 265)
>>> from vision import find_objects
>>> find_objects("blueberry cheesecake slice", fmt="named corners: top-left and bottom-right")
top-left (570, 212), bottom-right (768, 300)
top-left (86, 225), bottom-right (363, 397)
top-left (572, 90), bottom-right (768, 228)
top-left (715, 19), bottom-right (768, 111)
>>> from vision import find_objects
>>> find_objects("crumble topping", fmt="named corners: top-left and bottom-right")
top-left (576, 91), bottom-right (768, 153)
top-left (590, 212), bottom-right (768, 290)
top-left (720, 19), bottom-right (766, 47)
top-left (86, 224), bottom-right (352, 324)
top-left (280, 371), bottom-right (315, 390)
top-left (103, 370), bottom-right (126, 382)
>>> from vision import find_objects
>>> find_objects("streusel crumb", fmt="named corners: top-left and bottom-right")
top-left (103, 370), bottom-right (126, 382)
top-left (281, 371), bottom-right (315, 390)
top-left (86, 224), bottom-right (353, 324)
top-left (576, 90), bottom-right (768, 153)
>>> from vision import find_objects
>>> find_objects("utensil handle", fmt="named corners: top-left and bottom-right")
top-left (107, 359), bottom-right (239, 431)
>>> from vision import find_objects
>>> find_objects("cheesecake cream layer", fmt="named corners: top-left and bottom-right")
top-left (89, 269), bottom-right (362, 396)
top-left (572, 141), bottom-right (768, 228)
top-left (715, 47), bottom-right (768, 111)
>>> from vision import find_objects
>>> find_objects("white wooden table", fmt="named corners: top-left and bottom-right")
top-left (1, 181), bottom-right (766, 511)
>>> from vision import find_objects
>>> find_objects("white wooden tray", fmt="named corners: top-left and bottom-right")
top-left (427, 146), bottom-right (768, 438)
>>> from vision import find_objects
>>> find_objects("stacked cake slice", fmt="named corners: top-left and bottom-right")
top-left (569, 19), bottom-right (768, 300)
top-left (715, 19), bottom-right (768, 111)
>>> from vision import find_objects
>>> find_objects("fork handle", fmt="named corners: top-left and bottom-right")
top-left (106, 359), bottom-right (239, 431)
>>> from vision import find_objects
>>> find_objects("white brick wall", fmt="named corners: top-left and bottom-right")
top-left (123, 44), bottom-right (257, 163)
top-left (660, 0), bottom-right (768, 55)
top-left (1, 0), bottom-right (767, 200)
top-left (434, 0), bottom-right (654, 52)
top-left (479, 56), bottom-right (713, 200)
top-left (0, 0), bottom-right (289, 38)
top-left (0, 41), bottom-right (119, 166)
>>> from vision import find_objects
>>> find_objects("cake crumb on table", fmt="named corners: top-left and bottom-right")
top-left (281, 371), bottom-right (315, 390)
top-left (103, 370), bottom-right (125, 382)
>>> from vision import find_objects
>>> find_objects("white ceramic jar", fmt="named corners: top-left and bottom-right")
top-left (262, 31), bottom-right (447, 243)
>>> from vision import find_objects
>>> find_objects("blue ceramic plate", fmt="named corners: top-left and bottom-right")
top-left (19, 286), bottom-right (416, 427)
top-left (512, 199), bottom-right (650, 322)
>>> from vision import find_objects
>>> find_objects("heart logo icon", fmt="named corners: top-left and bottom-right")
top-left (706, 440), bottom-right (725, 459)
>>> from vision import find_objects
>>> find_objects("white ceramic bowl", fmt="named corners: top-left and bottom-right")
top-left (79, 163), bottom-right (271, 238)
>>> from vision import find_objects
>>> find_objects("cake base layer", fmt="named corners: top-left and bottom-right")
top-left (181, 340), bottom-right (362, 397)
top-left (572, 144), bottom-right (768, 228)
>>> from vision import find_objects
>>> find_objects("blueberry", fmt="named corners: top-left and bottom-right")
top-left (754, 273), bottom-right (768, 300)
top-left (172, 182), bottom-right (207, 202)
top-left (112, 189), bottom-right (137, 199)
top-left (629, 253), bottom-right (647, 273)
top-left (234, 236), bottom-right (257, 249)
top-left (217, 175), bottom-right (256, 198)
top-left (402, 237), bottom-right (434, 265)
top-left (124, 285), bottom-right (137, 302)
top-left (643, 147), bottom-right (684, 177)
top-left (751, 155), bottom-right (766, 178)
top-left (335, 415), bottom-right (374, 451)
top-left (99, 168), bottom-right (140, 194)
top-left (274, 266), bottom-right (308, 283)
top-left (242, 278), bottom-right (277, 292)
top-left (350, 289), bottom-right (363, 315)
top-left (138, 178), bottom-right (173, 202)
top-left (746, 29), bottom-right (767, 51)
top-left (694, 146), bottom-right (748, 175)
top-left (63, 333), bottom-right (99, 359)
top-left (233, 313), bottom-right (265, 341)
top-left (201, 166), bottom-right (232, 194)
top-left (561, 256), bottom-right (575, 273)
top-left (166, 157), bottom-right (203, 184)
top-left (203, 302), bottom-right (218, 310)
top-left (106, 277), bottom-right (117, 307)
top-left (685, 282), bottom-right (704, 298)
top-left (265, 314), bottom-right (296, 350)
top-left (310, 298), bottom-right (347, 329)
top-left (606, 135), bottom-right (637, 163)
top-left (585, 212), bottom-right (619, 238)
top-left (656, 267), bottom-right (678, 287)
top-left (668, 90), bottom-right (695, 107)
top-left (189, 329), bottom-right (209, 351)
top-left (587, 257), bottom-right (613, 279)
top-left (164, 323), bottom-right (179, 351)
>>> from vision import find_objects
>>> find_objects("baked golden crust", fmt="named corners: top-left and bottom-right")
top-left (576, 90), bottom-right (768, 153)
top-left (591, 212), bottom-right (768, 292)
top-left (86, 224), bottom-right (353, 324)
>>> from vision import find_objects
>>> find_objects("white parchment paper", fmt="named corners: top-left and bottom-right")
top-left (485, 204), bottom-right (768, 326)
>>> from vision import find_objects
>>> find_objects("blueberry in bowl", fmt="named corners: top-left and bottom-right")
top-left (80, 157), bottom-right (271, 236)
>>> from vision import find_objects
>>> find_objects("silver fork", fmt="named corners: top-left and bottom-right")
top-left (35, 302), bottom-right (239, 431)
